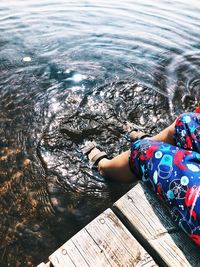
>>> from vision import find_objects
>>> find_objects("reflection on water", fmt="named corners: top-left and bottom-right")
top-left (0, 0), bottom-right (200, 266)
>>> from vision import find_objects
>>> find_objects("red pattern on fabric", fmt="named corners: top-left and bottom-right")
top-left (185, 135), bottom-right (193, 149)
top-left (146, 146), bottom-right (158, 158)
top-left (139, 145), bottom-right (159, 161)
top-left (176, 117), bottom-right (183, 126)
top-left (195, 104), bottom-right (200, 114)
top-left (190, 209), bottom-right (197, 220)
top-left (173, 150), bottom-right (189, 170)
top-left (188, 234), bottom-right (200, 245)
top-left (140, 154), bottom-right (146, 161)
top-left (157, 183), bottom-right (164, 201)
top-left (185, 185), bottom-right (200, 207)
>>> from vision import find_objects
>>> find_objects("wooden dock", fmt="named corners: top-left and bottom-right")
top-left (37, 182), bottom-right (200, 267)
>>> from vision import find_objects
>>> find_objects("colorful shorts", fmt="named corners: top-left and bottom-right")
top-left (130, 112), bottom-right (200, 245)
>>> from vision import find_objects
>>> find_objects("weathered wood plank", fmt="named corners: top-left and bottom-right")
top-left (49, 208), bottom-right (157, 267)
top-left (113, 181), bottom-right (200, 267)
top-left (37, 262), bottom-right (51, 267)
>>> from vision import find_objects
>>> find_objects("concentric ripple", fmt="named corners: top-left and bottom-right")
top-left (0, 0), bottom-right (200, 266)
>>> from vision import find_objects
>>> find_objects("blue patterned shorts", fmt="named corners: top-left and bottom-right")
top-left (130, 112), bottom-right (200, 245)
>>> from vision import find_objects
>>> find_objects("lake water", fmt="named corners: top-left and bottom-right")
top-left (0, 0), bottom-right (200, 266)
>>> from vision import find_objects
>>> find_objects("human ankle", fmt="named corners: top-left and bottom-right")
top-left (98, 158), bottom-right (110, 177)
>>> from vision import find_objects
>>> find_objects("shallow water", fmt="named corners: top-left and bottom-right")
top-left (0, 0), bottom-right (200, 266)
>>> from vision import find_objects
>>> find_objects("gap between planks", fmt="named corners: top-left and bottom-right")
top-left (112, 181), bottom-right (200, 267)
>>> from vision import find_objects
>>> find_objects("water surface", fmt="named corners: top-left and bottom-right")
top-left (0, 0), bottom-right (200, 266)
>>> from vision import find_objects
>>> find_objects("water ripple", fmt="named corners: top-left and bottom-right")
top-left (0, 0), bottom-right (200, 266)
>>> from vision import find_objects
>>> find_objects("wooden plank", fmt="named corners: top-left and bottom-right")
top-left (113, 181), bottom-right (200, 267)
top-left (49, 208), bottom-right (157, 267)
top-left (37, 263), bottom-right (51, 267)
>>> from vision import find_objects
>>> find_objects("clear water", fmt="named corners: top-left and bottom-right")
top-left (0, 0), bottom-right (200, 266)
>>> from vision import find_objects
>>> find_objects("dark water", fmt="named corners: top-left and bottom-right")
top-left (0, 0), bottom-right (200, 266)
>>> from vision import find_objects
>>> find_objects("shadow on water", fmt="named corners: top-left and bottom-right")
top-left (0, 0), bottom-right (200, 266)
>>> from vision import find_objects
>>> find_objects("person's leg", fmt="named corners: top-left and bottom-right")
top-left (130, 112), bottom-right (200, 151)
top-left (130, 121), bottom-right (176, 145)
top-left (92, 112), bottom-right (200, 183)
top-left (95, 113), bottom-right (191, 183)
top-left (95, 137), bottom-right (200, 245)
top-left (173, 112), bottom-right (200, 152)
top-left (148, 121), bottom-right (176, 145)
top-left (129, 138), bottom-right (200, 245)
top-left (98, 151), bottom-right (137, 183)
top-left (97, 120), bottom-right (176, 183)
top-left (85, 112), bottom-right (200, 245)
